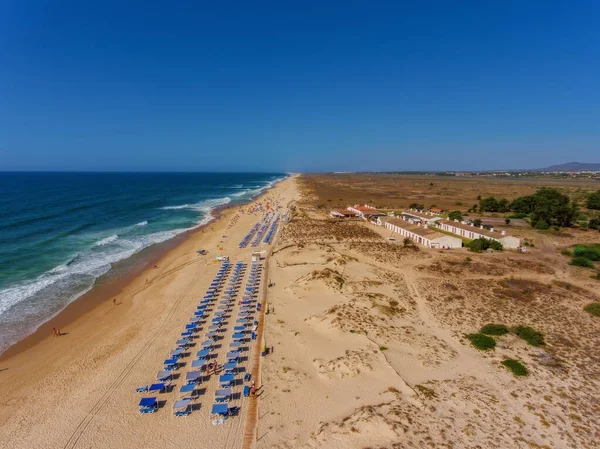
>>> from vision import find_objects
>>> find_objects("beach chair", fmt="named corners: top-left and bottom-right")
top-left (173, 398), bottom-right (192, 417)
top-left (243, 385), bottom-right (251, 397)
top-left (139, 397), bottom-right (158, 414)
top-left (136, 385), bottom-right (149, 393)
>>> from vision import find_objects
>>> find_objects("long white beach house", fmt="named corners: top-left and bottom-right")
top-left (378, 217), bottom-right (462, 249)
top-left (437, 219), bottom-right (521, 249)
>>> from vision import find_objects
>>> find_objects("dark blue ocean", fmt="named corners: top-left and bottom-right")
top-left (0, 172), bottom-right (287, 353)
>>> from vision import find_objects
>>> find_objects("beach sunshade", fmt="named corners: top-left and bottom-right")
top-left (191, 359), bottom-right (206, 368)
top-left (208, 324), bottom-right (220, 331)
top-left (157, 371), bottom-right (172, 381)
top-left (232, 332), bottom-right (245, 340)
top-left (179, 384), bottom-right (195, 395)
top-left (215, 311), bottom-right (226, 317)
top-left (202, 339), bottom-right (214, 347)
top-left (229, 341), bottom-right (242, 348)
top-left (164, 358), bottom-right (178, 366)
top-left (139, 397), bottom-right (158, 407)
top-left (149, 383), bottom-right (166, 392)
top-left (176, 338), bottom-right (191, 346)
top-left (233, 325), bottom-right (245, 331)
top-left (226, 351), bottom-right (240, 360)
top-left (215, 388), bottom-right (232, 398)
top-left (205, 331), bottom-right (217, 338)
top-left (174, 398), bottom-right (191, 410)
top-left (211, 403), bottom-right (229, 415)
top-left (186, 371), bottom-right (202, 382)
top-left (212, 317), bottom-right (223, 324)
top-left (236, 318), bottom-right (249, 323)
top-left (197, 349), bottom-right (210, 358)
top-left (219, 373), bottom-right (234, 383)
top-left (171, 348), bottom-right (184, 356)
top-left (223, 362), bottom-right (237, 371)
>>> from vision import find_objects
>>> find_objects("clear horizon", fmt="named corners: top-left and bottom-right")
top-left (1, 1), bottom-right (599, 172)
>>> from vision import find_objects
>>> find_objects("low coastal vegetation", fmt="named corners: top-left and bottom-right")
top-left (583, 302), bottom-right (600, 317)
top-left (565, 244), bottom-right (600, 269)
top-left (512, 325), bottom-right (545, 346)
top-left (466, 333), bottom-right (496, 351)
top-left (468, 237), bottom-right (503, 253)
top-left (480, 324), bottom-right (509, 336)
top-left (501, 359), bottom-right (528, 377)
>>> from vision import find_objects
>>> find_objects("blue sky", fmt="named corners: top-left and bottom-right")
top-left (1, 1), bottom-right (599, 172)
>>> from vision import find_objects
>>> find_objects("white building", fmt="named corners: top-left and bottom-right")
top-left (401, 209), bottom-right (443, 225)
top-left (347, 204), bottom-right (383, 221)
top-left (379, 218), bottom-right (462, 249)
top-left (437, 219), bottom-right (520, 249)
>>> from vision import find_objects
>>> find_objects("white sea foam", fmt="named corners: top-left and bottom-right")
top-left (0, 184), bottom-right (282, 353)
top-left (160, 196), bottom-right (231, 211)
top-left (94, 234), bottom-right (118, 246)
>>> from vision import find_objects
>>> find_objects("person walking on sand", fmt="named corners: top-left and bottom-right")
top-left (52, 328), bottom-right (57, 337)
top-left (113, 298), bottom-right (117, 305)
top-left (56, 328), bottom-right (61, 336)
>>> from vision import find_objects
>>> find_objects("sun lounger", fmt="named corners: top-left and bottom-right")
top-left (139, 397), bottom-right (158, 413)
top-left (243, 385), bottom-right (251, 397)
top-left (173, 398), bottom-right (192, 417)
top-left (136, 385), bottom-right (148, 393)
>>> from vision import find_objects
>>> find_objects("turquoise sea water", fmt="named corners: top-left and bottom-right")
top-left (0, 172), bottom-right (286, 353)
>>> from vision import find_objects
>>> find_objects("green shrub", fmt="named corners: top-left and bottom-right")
top-left (480, 324), bottom-right (509, 335)
top-left (560, 249), bottom-right (572, 257)
top-left (448, 210), bottom-right (463, 221)
top-left (501, 359), bottom-right (528, 376)
top-left (468, 237), bottom-right (503, 252)
top-left (466, 333), bottom-right (496, 351)
top-left (512, 326), bottom-right (545, 346)
top-left (583, 302), bottom-right (600, 317)
top-left (571, 257), bottom-right (594, 268)
top-left (535, 219), bottom-right (550, 230)
top-left (573, 247), bottom-right (600, 261)
top-left (508, 212), bottom-right (528, 219)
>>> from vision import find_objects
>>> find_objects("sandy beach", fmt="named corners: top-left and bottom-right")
top-left (0, 177), bottom-right (298, 449)
top-left (2, 174), bottom-right (599, 449)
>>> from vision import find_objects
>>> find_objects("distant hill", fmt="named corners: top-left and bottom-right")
top-left (538, 162), bottom-right (600, 172)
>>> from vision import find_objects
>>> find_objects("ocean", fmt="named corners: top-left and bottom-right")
top-left (0, 172), bottom-right (287, 353)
